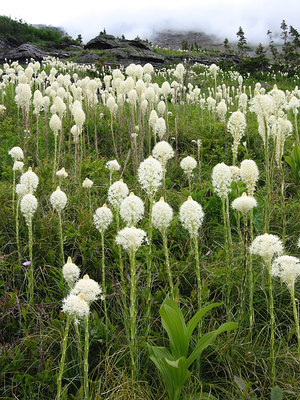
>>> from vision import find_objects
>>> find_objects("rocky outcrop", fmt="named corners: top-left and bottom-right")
top-left (83, 34), bottom-right (165, 65)
top-left (0, 43), bottom-right (49, 63)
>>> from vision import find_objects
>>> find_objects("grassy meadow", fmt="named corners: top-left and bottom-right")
top-left (0, 58), bottom-right (299, 400)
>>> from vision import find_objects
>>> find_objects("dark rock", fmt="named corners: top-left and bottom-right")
top-left (119, 39), bottom-right (152, 51)
top-left (0, 39), bottom-right (11, 50)
top-left (85, 34), bottom-right (120, 50)
top-left (76, 52), bottom-right (100, 63)
top-left (0, 43), bottom-right (49, 63)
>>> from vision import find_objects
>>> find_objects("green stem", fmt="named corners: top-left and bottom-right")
top-left (263, 116), bottom-right (270, 233)
top-left (58, 211), bottom-right (64, 266)
top-left (53, 134), bottom-right (57, 183)
top-left (116, 211), bottom-right (129, 337)
top-left (88, 188), bottom-right (92, 217)
top-left (266, 260), bottom-right (275, 385)
top-left (295, 112), bottom-right (299, 145)
top-left (249, 210), bottom-right (254, 335)
top-left (16, 198), bottom-right (21, 266)
top-left (101, 230), bottom-right (108, 343)
top-left (84, 315), bottom-right (89, 400)
top-left (56, 315), bottom-right (71, 400)
top-left (74, 322), bottom-right (83, 377)
top-left (279, 163), bottom-right (286, 244)
top-left (162, 228), bottom-right (174, 299)
top-left (290, 285), bottom-right (300, 368)
top-left (238, 213), bottom-right (248, 330)
top-left (188, 172), bottom-right (192, 195)
top-left (145, 195), bottom-right (153, 341)
top-left (222, 198), bottom-right (230, 317)
top-left (28, 218), bottom-right (34, 306)
top-left (12, 170), bottom-right (16, 216)
top-left (129, 249), bottom-right (137, 380)
top-left (193, 233), bottom-right (202, 334)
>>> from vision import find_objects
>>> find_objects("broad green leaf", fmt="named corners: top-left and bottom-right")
top-left (162, 356), bottom-right (190, 400)
top-left (186, 303), bottom-right (223, 340)
top-left (160, 298), bottom-right (189, 358)
top-left (187, 322), bottom-right (237, 367)
top-left (234, 376), bottom-right (247, 392)
top-left (271, 386), bottom-right (283, 400)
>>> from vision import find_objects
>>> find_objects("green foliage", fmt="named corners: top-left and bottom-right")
top-left (285, 144), bottom-right (300, 184)
top-left (148, 298), bottom-right (237, 400)
top-left (0, 15), bottom-right (76, 46)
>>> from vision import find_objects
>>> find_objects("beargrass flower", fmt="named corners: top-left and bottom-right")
top-left (120, 192), bottom-right (144, 226)
top-left (62, 256), bottom-right (80, 288)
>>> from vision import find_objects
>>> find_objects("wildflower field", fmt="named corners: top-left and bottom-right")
top-left (0, 58), bottom-right (299, 400)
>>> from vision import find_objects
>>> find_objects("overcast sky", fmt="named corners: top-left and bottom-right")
top-left (1, 0), bottom-right (299, 44)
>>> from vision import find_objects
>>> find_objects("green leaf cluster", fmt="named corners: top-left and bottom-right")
top-left (148, 298), bottom-right (237, 400)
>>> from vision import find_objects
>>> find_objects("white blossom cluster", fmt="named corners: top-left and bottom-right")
top-left (16, 183), bottom-right (27, 198)
top-left (115, 226), bottom-right (148, 253)
top-left (108, 180), bottom-right (129, 208)
top-left (56, 167), bottom-right (68, 179)
top-left (152, 198), bottom-right (173, 231)
top-left (120, 193), bottom-right (144, 226)
top-left (50, 186), bottom-right (67, 212)
top-left (138, 156), bottom-right (163, 195)
top-left (250, 233), bottom-right (284, 263)
top-left (240, 159), bottom-right (259, 196)
top-left (229, 166), bottom-right (240, 183)
top-left (8, 146), bottom-right (24, 161)
top-left (49, 114), bottom-right (61, 134)
top-left (13, 161), bottom-right (24, 172)
top-left (71, 274), bottom-right (102, 303)
top-left (93, 204), bottom-right (113, 233)
top-left (62, 257), bottom-right (80, 287)
top-left (231, 193), bottom-right (257, 214)
top-left (180, 156), bottom-right (197, 175)
top-left (212, 163), bottom-right (232, 199)
top-left (152, 141), bottom-right (174, 167)
top-left (62, 293), bottom-right (90, 319)
top-left (82, 178), bottom-right (93, 188)
top-left (106, 159), bottom-right (120, 172)
top-left (20, 167), bottom-right (39, 193)
top-left (179, 196), bottom-right (204, 236)
top-left (20, 192), bottom-right (38, 223)
top-left (271, 255), bottom-right (300, 290)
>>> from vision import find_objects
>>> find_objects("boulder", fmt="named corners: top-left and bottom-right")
top-left (76, 52), bottom-right (100, 64)
top-left (85, 34), bottom-right (120, 50)
top-left (0, 43), bottom-right (49, 63)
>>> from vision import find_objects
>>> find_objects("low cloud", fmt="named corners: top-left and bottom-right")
top-left (2, 0), bottom-right (299, 45)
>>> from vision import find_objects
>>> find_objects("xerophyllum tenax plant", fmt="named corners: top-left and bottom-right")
top-left (20, 191), bottom-right (38, 305)
top-left (179, 196), bottom-right (204, 312)
top-left (212, 162), bottom-right (232, 313)
top-left (180, 155), bottom-right (197, 194)
top-left (232, 193), bottom-right (257, 327)
top-left (82, 178), bottom-right (93, 215)
top-left (108, 179), bottom-right (129, 324)
top-left (8, 146), bottom-right (24, 215)
top-left (138, 155), bottom-right (163, 339)
top-left (49, 114), bottom-right (62, 183)
top-left (250, 233), bottom-right (284, 385)
top-left (152, 198), bottom-right (174, 298)
top-left (271, 255), bottom-right (300, 365)
top-left (93, 204), bottom-right (113, 341)
top-left (115, 226), bottom-right (148, 380)
top-left (72, 274), bottom-right (102, 400)
top-left (152, 141), bottom-right (174, 199)
top-left (148, 298), bottom-right (237, 400)
top-left (50, 186), bottom-right (67, 265)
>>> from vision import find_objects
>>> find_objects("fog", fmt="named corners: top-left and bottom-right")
top-left (1, 0), bottom-right (299, 45)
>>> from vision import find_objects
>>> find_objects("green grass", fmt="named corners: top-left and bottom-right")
top-left (0, 59), bottom-right (299, 400)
